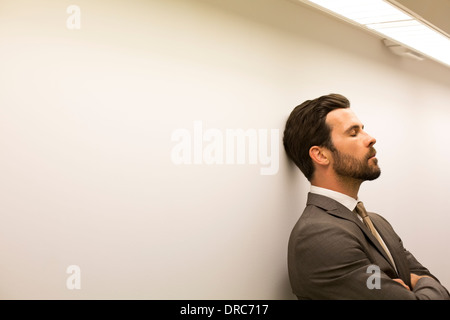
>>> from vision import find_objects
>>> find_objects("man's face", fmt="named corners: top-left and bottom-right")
top-left (325, 108), bottom-right (381, 181)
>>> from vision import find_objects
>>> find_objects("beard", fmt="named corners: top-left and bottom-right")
top-left (332, 148), bottom-right (381, 182)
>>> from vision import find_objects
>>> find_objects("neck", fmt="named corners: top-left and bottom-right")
top-left (311, 175), bottom-right (362, 200)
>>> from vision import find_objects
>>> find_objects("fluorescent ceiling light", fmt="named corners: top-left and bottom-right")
top-left (298, 0), bottom-right (450, 68)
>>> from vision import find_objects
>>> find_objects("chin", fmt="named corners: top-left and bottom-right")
top-left (367, 170), bottom-right (381, 181)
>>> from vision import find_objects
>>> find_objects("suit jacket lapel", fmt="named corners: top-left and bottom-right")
top-left (307, 193), bottom-right (400, 276)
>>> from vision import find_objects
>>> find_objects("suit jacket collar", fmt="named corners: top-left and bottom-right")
top-left (306, 193), bottom-right (401, 277)
top-left (307, 192), bottom-right (360, 225)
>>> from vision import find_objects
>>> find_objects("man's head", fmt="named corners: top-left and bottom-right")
top-left (283, 94), bottom-right (380, 183)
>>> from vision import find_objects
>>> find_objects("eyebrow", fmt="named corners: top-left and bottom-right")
top-left (344, 124), bottom-right (364, 134)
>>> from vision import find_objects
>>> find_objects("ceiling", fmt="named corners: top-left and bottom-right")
top-left (390, 0), bottom-right (450, 36)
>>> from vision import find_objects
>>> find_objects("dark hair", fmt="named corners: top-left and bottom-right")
top-left (283, 93), bottom-right (350, 181)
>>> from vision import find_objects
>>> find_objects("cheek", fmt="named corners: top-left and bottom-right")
top-left (336, 141), bottom-right (360, 155)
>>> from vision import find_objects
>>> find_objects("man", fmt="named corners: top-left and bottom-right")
top-left (283, 93), bottom-right (450, 299)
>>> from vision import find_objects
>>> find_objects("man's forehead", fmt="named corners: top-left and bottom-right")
top-left (326, 108), bottom-right (362, 130)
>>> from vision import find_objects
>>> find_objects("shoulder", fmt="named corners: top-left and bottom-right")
top-left (367, 211), bottom-right (394, 229)
top-left (291, 205), bottom-right (338, 235)
top-left (289, 204), bottom-right (361, 247)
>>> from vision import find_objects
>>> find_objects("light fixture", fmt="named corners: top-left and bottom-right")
top-left (296, 0), bottom-right (450, 68)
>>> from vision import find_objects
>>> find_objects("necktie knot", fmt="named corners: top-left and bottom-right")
top-left (355, 201), bottom-right (368, 219)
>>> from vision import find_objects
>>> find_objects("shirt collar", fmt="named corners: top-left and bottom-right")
top-left (310, 185), bottom-right (358, 212)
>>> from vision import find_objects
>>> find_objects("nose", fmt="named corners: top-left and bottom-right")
top-left (365, 131), bottom-right (376, 147)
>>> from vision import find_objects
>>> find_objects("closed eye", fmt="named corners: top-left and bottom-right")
top-left (346, 125), bottom-right (363, 137)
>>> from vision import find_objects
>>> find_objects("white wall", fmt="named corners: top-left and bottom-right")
top-left (0, 0), bottom-right (449, 299)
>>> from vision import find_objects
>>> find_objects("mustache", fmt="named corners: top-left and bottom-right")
top-left (367, 148), bottom-right (377, 159)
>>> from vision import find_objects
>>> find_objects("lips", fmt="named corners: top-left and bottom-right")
top-left (367, 149), bottom-right (377, 160)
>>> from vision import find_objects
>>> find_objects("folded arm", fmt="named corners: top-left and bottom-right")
top-left (290, 225), bottom-right (450, 300)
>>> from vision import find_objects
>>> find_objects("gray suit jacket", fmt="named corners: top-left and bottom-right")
top-left (288, 193), bottom-right (450, 299)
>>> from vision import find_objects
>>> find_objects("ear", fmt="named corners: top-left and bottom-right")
top-left (309, 146), bottom-right (330, 166)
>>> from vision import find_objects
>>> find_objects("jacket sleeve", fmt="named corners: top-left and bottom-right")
top-left (403, 247), bottom-right (450, 299)
top-left (378, 214), bottom-right (450, 299)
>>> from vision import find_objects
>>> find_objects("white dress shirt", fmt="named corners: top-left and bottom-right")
top-left (310, 185), bottom-right (358, 212)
